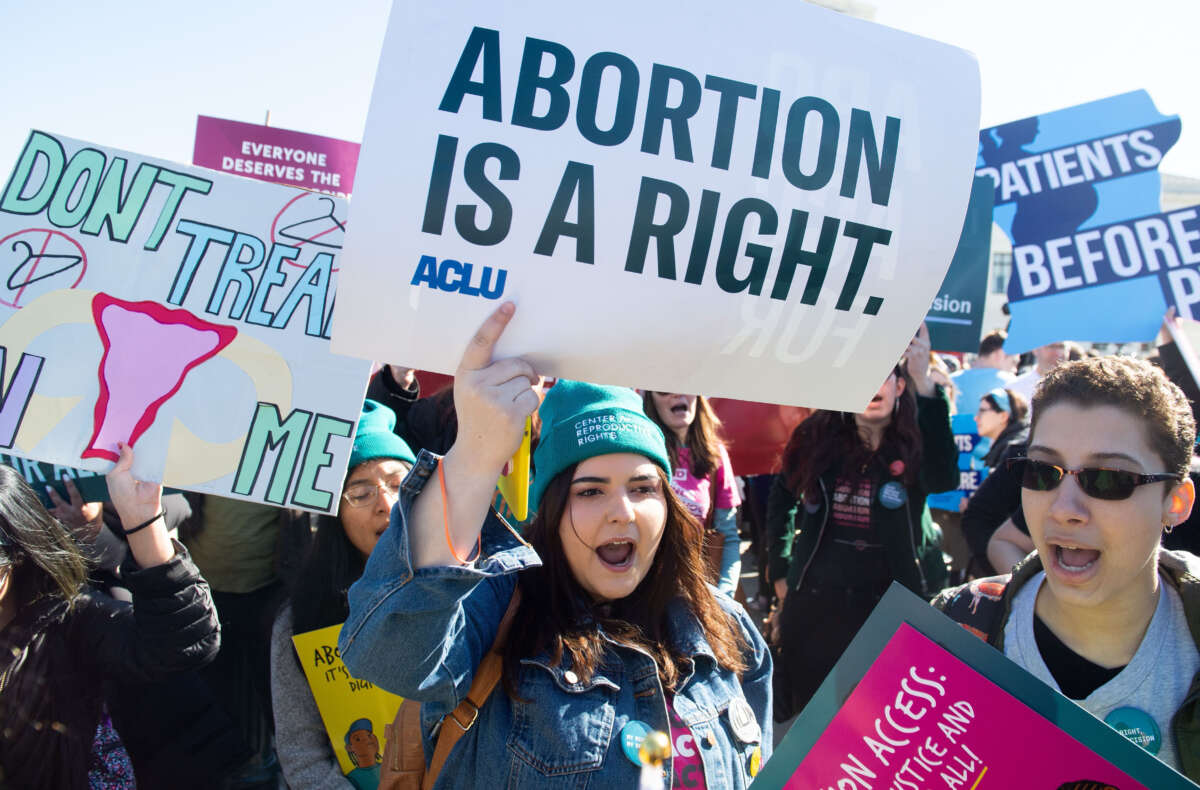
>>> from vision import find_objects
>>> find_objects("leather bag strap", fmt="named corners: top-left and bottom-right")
top-left (423, 586), bottom-right (521, 789)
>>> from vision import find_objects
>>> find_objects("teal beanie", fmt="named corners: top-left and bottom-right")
top-left (531, 380), bottom-right (671, 513)
top-left (349, 399), bottom-right (417, 470)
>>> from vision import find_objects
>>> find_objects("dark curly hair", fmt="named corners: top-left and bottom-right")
top-left (1031, 356), bottom-right (1196, 479)
top-left (781, 364), bottom-right (923, 499)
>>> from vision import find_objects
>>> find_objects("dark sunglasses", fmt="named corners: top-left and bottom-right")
top-left (1007, 458), bottom-right (1177, 501)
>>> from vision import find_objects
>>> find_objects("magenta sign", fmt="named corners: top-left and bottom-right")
top-left (784, 624), bottom-right (1148, 790)
top-left (192, 115), bottom-right (359, 195)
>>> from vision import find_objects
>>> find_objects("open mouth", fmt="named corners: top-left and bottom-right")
top-left (1052, 543), bottom-right (1101, 574)
top-left (596, 538), bottom-right (636, 570)
top-left (670, 403), bottom-right (689, 415)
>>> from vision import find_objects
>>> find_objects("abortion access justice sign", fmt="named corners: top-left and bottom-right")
top-left (332, 1), bottom-right (981, 412)
top-left (753, 586), bottom-right (1197, 790)
top-left (0, 131), bottom-right (370, 513)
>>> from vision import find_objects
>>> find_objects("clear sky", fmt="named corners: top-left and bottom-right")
top-left (3, 0), bottom-right (1198, 177)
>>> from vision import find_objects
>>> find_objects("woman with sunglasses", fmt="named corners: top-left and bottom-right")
top-left (338, 304), bottom-right (771, 789)
top-left (935, 356), bottom-right (1200, 780)
top-left (766, 323), bottom-right (958, 722)
top-left (973, 387), bottom-right (1029, 471)
top-left (270, 400), bottom-right (416, 789)
top-left (642, 392), bottom-right (743, 595)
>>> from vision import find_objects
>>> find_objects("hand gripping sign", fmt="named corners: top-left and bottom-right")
top-left (331, 1), bottom-right (981, 412)
top-left (0, 131), bottom-right (370, 513)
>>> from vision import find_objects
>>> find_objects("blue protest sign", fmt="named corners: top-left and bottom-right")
top-left (977, 91), bottom-right (1197, 351)
top-left (926, 414), bottom-right (989, 511)
top-left (926, 176), bottom-right (995, 353)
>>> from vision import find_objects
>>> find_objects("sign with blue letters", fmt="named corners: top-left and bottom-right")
top-left (332, 0), bottom-right (982, 412)
top-left (926, 414), bottom-right (990, 512)
top-left (979, 91), bottom-right (1199, 352)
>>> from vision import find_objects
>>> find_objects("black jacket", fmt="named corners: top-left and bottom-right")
top-left (0, 543), bottom-right (219, 789)
top-left (961, 441), bottom-right (1028, 573)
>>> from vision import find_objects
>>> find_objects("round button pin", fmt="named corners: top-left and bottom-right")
top-left (878, 481), bottom-right (908, 509)
top-left (620, 720), bottom-right (651, 766)
top-left (1104, 707), bottom-right (1161, 754)
top-left (727, 698), bottom-right (761, 744)
top-left (563, 670), bottom-right (579, 684)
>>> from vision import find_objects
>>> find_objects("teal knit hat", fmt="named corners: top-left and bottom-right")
top-left (349, 399), bottom-right (416, 470)
top-left (531, 380), bottom-right (670, 512)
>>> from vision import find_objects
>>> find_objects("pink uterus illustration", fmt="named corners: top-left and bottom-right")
top-left (82, 294), bottom-right (237, 462)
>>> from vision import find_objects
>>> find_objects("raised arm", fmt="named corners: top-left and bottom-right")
top-left (409, 302), bottom-right (540, 568)
top-left (106, 441), bottom-right (174, 567)
top-left (339, 304), bottom-right (542, 710)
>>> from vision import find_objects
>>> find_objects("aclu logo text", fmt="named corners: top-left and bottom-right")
top-left (410, 254), bottom-right (507, 299)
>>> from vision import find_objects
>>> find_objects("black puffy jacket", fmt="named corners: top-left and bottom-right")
top-left (0, 542), bottom-right (219, 789)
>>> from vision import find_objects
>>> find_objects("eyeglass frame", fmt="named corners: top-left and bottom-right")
top-left (1006, 457), bottom-right (1179, 501)
top-left (341, 479), bottom-right (403, 508)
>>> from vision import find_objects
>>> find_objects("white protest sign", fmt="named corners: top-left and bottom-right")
top-left (333, 2), bottom-right (980, 411)
top-left (0, 131), bottom-right (370, 513)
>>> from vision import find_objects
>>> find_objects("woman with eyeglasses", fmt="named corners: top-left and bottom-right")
top-left (765, 323), bottom-right (959, 723)
top-left (270, 399), bottom-right (416, 789)
top-left (973, 387), bottom-right (1029, 471)
top-left (935, 356), bottom-right (1200, 780)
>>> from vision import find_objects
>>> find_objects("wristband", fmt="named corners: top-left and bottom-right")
top-left (439, 458), bottom-right (480, 565)
top-left (124, 509), bottom-right (165, 536)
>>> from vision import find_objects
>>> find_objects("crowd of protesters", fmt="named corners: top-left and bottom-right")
top-left (2, 303), bottom-right (1199, 788)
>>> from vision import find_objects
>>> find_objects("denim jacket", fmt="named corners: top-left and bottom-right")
top-left (340, 451), bottom-right (773, 789)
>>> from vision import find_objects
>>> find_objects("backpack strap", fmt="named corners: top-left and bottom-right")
top-left (423, 585), bottom-right (522, 790)
top-left (934, 576), bottom-right (1010, 645)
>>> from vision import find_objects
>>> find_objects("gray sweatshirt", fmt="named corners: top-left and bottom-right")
top-left (270, 605), bottom-right (355, 790)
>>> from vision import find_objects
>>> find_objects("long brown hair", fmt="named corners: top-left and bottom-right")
top-left (502, 464), bottom-right (747, 696)
top-left (781, 364), bottom-right (923, 499)
top-left (0, 465), bottom-right (87, 609)
top-left (642, 393), bottom-right (727, 478)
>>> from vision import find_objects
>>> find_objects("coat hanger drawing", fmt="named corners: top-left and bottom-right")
top-left (277, 196), bottom-right (346, 250)
top-left (6, 240), bottom-right (84, 291)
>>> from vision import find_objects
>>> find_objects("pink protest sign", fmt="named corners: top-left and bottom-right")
top-left (785, 623), bottom-right (1146, 790)
top-left (192, 115), bottom-right (359, 195)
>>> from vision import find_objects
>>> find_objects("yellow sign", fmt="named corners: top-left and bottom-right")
top-left (292, 623), bottom-right (405, 786)
top-left (496, 415), bottom-right (532, 521)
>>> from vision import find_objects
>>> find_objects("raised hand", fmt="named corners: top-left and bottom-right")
top-left (904, 321), bottom-right (936, 397)
top-left (105, 442), bottom-right (173, 566)
top-left (452, 302), bottom-right (540, 477)
top-left (106, 441), bottom-right (163, 531)
top-left (410, 303), bottom-right (540, 568)
top-left (46, 476), bottom-right (103, 538)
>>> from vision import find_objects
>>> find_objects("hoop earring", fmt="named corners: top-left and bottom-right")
top-left (1164, 520), bottom-right (1176, 535)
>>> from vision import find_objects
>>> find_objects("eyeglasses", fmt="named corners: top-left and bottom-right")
top-left (341, 479), bottom-right (403, 508)
top-left (976, 404), bottom-right (997, 414)
top-left (1007, 458), bottom-right (1178, 501)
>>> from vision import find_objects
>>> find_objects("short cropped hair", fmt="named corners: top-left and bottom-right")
top-left (1031, 356), bottom-right (1196, 479)
top-left (978, 330), bottom-right (1006, 357)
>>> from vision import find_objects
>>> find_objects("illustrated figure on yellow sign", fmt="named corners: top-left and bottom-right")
top-left (344, 718), bottom-right (382, 790)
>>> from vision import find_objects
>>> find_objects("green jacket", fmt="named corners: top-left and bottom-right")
top-left (765, 390), bottom-right (959, 598)
top-left (932, 550), bottom-right (1200, 783)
